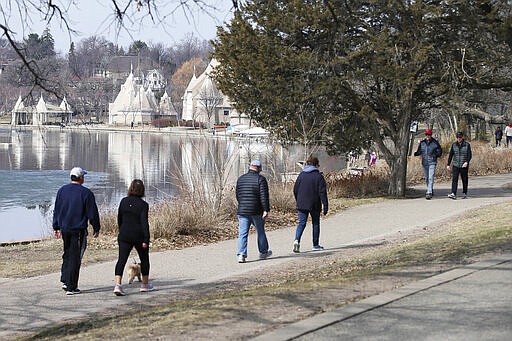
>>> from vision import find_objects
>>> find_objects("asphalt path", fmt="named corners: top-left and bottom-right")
top-left (1, 174), bottom-right (512, 339)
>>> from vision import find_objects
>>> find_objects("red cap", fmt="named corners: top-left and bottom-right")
top-left (425, 129), bottom-right (432, 135)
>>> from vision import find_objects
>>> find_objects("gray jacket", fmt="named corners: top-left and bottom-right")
top-left (414, 138), bottom-right (442, 166)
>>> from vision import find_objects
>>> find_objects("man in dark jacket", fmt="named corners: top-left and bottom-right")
top-left (293, 155), bottom-right (328, 252)
top-left (495, 126), bottom-right (503, 147)
top-left (53, 167), bottom-right (100, 295)
top-left (235, 160), bottom-right (272, 263)
top-left (447, 132), bottom-right (472, 199)
top-left (413, 129), bottom-right (443, 200)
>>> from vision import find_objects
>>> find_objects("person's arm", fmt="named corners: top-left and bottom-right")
top-left (52, 189), bottom-right (61, 232)
top-left (446, 144), bottom-right (454, 169)
top-left (86, 192), bottom-right (101, 237)
top-left (463, 143), bottom-right (472, 168)
top-left (413, 141), bottom-right (422, 156)
top-left (319, 175), bottom-right (328, 215)
top-left (293, 174), bottom-right (301, 200)
top-left (141, 202), bottom-right (150, 246)
top-left (259, 176), bottom-right (270, 217)
top-left (435, 141), bottom-right (443, 157)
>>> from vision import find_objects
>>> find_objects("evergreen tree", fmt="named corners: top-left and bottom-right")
top-left (213, 0), bottom-right (512, 196)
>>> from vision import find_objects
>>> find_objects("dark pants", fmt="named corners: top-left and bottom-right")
top-left (61, 229), bottom-right (87, 291)
top-left (115, 240), bottom-right (150, 277)
top-left (507, 136), bottom-right (512, 147)
top-left (451, 166), bottom-right (469, 195)
top-left (294, 209), bottom-right (321, 246)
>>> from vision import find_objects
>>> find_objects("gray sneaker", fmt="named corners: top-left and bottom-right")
top-left (293, 240), bottom-right (300, 253)
top-left (259, 250), bottom-right (272, 260)
top-left (238, 255), bottom-right (246, 263)
top-left (448, 193), bottom-right (456, 200)
top-left (311, 245), bottom-right (325, 251)
top-left (462, 193), bottom-right (467, 199)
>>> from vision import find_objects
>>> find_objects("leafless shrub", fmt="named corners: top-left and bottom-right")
top-left (325, 169), bottom-right (389, 198)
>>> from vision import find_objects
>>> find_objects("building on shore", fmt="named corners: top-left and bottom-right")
top-left (182, 59), bottom-right (249, 127)
top-left (11, 94), bottom-right (73, 126)
top-left (108, 67), bottom-right (175, 126)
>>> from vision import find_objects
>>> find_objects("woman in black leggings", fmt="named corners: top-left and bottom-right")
top-left (113, 179), bottom-right (152, 296)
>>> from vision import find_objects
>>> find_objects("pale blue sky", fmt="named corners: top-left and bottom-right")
top-left (6, 0), bottom-right (234, 55)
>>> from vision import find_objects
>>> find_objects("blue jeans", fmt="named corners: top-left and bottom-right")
top-left (294, 209), bottom-right (321, 246)
top-left (237, 215), bottom-right (269, 256)
top-left (422, 163), bottom-right (437, 194)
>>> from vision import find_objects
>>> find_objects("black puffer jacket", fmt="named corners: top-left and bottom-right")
top-left (236, 169), bottom-right (270, 215)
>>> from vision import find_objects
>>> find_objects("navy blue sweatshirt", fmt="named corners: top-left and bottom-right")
top-left (294, 165), bottom-right (328, 214)
top-left (52, 183), bottom-right (100, 233)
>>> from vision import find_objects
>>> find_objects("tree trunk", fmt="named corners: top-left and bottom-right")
top-left (375, 105), bottom-right (412, 197)
top-left (387, 148), bottom-right (408, 196)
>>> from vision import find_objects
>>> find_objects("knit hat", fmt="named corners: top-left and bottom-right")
top-left (425, 129), bottom-right (432, 135)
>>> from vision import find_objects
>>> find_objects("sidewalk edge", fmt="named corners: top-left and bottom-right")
top-left (251, 253), bottom-right (512, 341)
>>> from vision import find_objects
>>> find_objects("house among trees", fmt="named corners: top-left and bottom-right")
top-left (11, 94), bottom-right (73, 126)
top-left (182, 59), bottom-right (248, 127)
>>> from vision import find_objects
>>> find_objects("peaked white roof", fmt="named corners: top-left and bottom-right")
top-left (109, 71), bottom-right (158, 114)
top-left (13, 95), bottom-right (25, 111)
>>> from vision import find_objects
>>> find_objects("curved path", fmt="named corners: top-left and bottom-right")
top-left (1, 174), bottom-right (512, 339)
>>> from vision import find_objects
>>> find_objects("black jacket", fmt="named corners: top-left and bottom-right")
top-left (117, 195), bottom-right (150, 244)
top-left (236, 169), bottom-right (270, 215)
top-left (293, 166), bottom-right (328, 214)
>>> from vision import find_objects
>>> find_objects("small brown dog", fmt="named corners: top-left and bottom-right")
top-left (127, 258), bottom-right (142, 284)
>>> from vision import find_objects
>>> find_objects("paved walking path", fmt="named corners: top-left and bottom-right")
top-left (1, 174), bottom-right (512, 339)
top-left (254, 254), bottom-right (512, 341)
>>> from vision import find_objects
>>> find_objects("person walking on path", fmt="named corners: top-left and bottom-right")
top-left (413, 129), bottom-right (443, 200)
top-left (52, 167), bottom-right (100, 295)
top-left (495, 126), bottom-right (503, 147)
top-left (505, 123), bottom-right (512, 147)
top-left (447, 132), bottom-right (472, 200)
top-left (293, 155), bottom-right (329, 252)
top-left (113, 179), bottom-right (153, 296)
top-left (235, 160), bottom-right (272, 263)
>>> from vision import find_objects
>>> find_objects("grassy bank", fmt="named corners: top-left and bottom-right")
top-left (21, 202), bottom-right (512, 340)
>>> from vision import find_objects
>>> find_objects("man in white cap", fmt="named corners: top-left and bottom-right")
top-left (52, 167), bottom-right (100, 295)
top-left (235, 160), bottom-right (272, 263)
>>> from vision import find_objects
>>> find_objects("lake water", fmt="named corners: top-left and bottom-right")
top-left (0, 126), bottom-right (345, 243)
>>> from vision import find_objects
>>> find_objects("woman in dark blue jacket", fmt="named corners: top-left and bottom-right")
top-left (113, 179), bottom-right (153, 296)
top-left (293, 156), bottom-right (328, 252)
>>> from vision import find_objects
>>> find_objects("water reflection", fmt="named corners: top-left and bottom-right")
top-left (0, 127), bottom-right (345, 242)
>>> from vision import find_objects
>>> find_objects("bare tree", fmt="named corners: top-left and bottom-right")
top-left (0, 0), bottom-right (235, 92)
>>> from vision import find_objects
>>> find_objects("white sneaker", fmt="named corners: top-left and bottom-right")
top-left (114, 284), bottom-right (126, 296)
top-left (140, 283), bottom-right (154, 292)
top-left (259, 250), bottom-right (272, 260)
top-left (238, 255), bottom-right (246, 263)
top-left (448, 193), bottom-right (456, 200)
top-left (293, 240), bottom-right (300, 253)
top-left (311, 245), bottom-right (325, 251)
